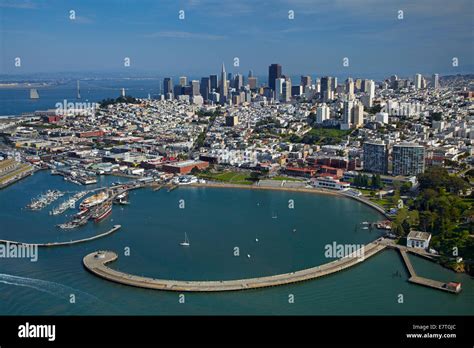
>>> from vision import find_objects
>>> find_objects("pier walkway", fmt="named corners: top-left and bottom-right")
top-left (381, 239), bottom-right (461, 294)
top-left (0, 225), bottom-right (121, 247)
top-left (83, 240), bottom-right (386, 292)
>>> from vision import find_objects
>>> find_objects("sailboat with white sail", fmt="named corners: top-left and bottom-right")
top-left (180, 232), bottom-right (190, 246)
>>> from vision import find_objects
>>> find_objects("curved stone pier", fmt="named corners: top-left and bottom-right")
top-left (83, 240), bottom-right (386, 292)
top-left (0, 225), bottom-right (121, 247)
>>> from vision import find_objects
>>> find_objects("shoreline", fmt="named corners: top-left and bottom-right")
top-left (179, 181), bottom-right (390, 219)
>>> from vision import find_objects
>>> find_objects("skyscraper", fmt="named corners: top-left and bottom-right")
top-left (316, 104), bottom-right (330, 124)
top-left (352, 102), bottom-right (364, 128)
top-left (179, 76), bottom-right (187, 87)
top-left (346, 78), bottom-right (354, 100)
top-left (234, 74), bottom-right (243, 90)
top-left (219, 63), bottom-right (228, 102)
top-left (300, 75), bottom-right (312, 88)
top-left (200, 77), bottom-right (210, 100)
top-left (432, 74), bottom-right (440, 89)
top-left (342, 100), bottom-right (353, 129)
top-left (268, 64), bottom-right (282, 92)
top-left (392, 143), bottom-right (425, 176)
top-left (414, 74), bottom-right (422, 89)
top-left (363, 141), bottom-right (388, 174)
top-left (164, 78), bottom-right (173, 96)
top-left (210, 75), bottom-right (218, 92)
top-left (191, 80), bottom-right (200, 96)
top-left (248, 76), bottom-right (257, 90)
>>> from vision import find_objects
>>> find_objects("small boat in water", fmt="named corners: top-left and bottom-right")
top-left (180, 232), bottom-right (190, 246)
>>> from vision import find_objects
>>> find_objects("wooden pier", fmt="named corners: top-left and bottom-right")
top-left (83, 241), bottom-right (387, 292)
top-left (384, 241), bottom-right (461, 294)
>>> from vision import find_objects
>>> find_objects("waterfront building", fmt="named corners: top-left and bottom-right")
top-left (363, 141), bottom-right (388, 174)
top-left (407, 231), bottom-right (431, 250)
top-left (312, 176), bottom-right (351, 190)
top-left (392, 143), bottom-right (425, 176)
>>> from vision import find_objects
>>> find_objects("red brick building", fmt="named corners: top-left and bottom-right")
top-left (161, 160), bottom-right (209, 174)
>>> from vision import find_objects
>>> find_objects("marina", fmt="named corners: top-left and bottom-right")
top-left (0, 172), bottom-right (472, 315)
top-left (49, 190), bottom-right (88, 216)
top-left (26, 190), bottom-right (64, 211)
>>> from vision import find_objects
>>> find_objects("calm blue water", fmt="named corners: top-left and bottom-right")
top-left (0, 171), bottom-right (472, 315)
top-left (0, 79), bottom-right (161, 115)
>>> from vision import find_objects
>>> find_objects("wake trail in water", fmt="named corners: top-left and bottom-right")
top-left (0, 273), bottom-right (119, 312)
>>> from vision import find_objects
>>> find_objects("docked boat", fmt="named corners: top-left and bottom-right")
top-left (113, 191), bottom-right (129, 205)
top-left (80, 191), bottom-right (109, 210)
top-left (92, 202), bottom-right (112, 223)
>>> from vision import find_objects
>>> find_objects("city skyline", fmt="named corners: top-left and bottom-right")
top-left (1, 0), bottom-right (473, 76)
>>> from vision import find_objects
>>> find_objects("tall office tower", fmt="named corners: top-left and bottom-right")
top-left (355, 78), bottom-right (363, 91)
top-left (179, 76), bottom-right (187, 87)
top-left (331, 77), bottom-right (338, 92)
top-left (351, 102), bottom-right (364, 128)
top-left (234, 74), bottom-right (243, 90)
top-left (316, 103), bottom-right (330, 124)
top-left (219, 63), bottom-right (228, 102)
top-left (300, 75), bottom-right (312, 88)
top-left (368, 80), bottom-right (375, 100)
top-left (200, 77), bottom-right (210, 100)
top-left (189, 80), bottom-right (199, 96)
top-left (342, 100), bottom-right (353, 129)
top-left (248, 70), bottom-right (254, 78)
top-left (392, 143), bottom-right (425, 176)
top-left (173, 84), bottom-right (183, 97)
top-left (282, 78), bottom-right (292, 102)
top-left (432, 74), bottom-right (440, 89)
top-left (275, 78), bottom-right (284, 101)
top-left (345, 78), bottom-right (354, 100)
top-left (320, 76), bottom-right (332, 95)
top-left (414, 73), bottom-right (422, 89)
top-left (227, 73), bottom-right (233, 87)
top-left (315, 78), bottom-right (321, 93)
top-left (210, 75), bottom-right (218, 92)
top-left (363, 141), bottom-right (388, 174)
top-left (268, 63), bottom-right (282, 92)
top-left (248, 76), bottom-right (257, 89)
top-left (163, 78), bottom-right (173, 96)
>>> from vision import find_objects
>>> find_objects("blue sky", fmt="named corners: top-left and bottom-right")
top-left (0, 0), bottom-right (473, 78)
